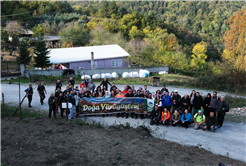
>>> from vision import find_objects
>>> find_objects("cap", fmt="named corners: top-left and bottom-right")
top-left (174, 90), bottom-right (178, 92)
top-left (198, 110), bottom-right (202, 113)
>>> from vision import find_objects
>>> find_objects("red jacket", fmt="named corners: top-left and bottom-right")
top-left (161, 111), bottom-right (171, 121)
top-left (80, 83), bottom-right (86, 89)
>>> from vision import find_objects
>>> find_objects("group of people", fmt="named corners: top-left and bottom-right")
top-left (25, 77), bottom-right (230, 130)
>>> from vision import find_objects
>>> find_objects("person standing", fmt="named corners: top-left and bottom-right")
top-left (172, 90), bottom-right (181, 114)
top-left (55, 80), bottom-right (62, 91)
top-left (181, 94), bottom-right (190, 113)
top-left (190, 90), bottom-right (196, 114)
top-left (74, 92), bottom-right (80, 118)
top-left (57, 92), bottom-right (64, 118)
top-left (203, 93), bottom-right (211, 117)
top-left (99, 77), bottom-right (112, 91)
top-left (216, 96), bottom-right (229, 128)
top-left (162, 92), bottom-right (172, 111)
top-left (37, 82), bottom-right (47, 105)
top-left (110, 82), bottom-right (118, 92)
top-left (68, 77), bottom-right (75, 89)
top-left (48, 93), bottom-right (56, 118)
top-left (68, 91), bottom-right (75, 120)
top-left (192, 92), bottom-right (203, 117)
top-left (210, 91), bottom-right (219, 114)
top-left (84, 77), bottom-right (90, 87)
top-left (160, 85), bottom-right (169, 95)
top-left (143, 85), bottom-right (150, 96)
top-left (25, 84), bottom-right (33, 107)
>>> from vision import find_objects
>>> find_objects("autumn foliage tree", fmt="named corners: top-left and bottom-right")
top-left (222, 9), bottom-right (246, 73)
top-left (221, 9), bottom-right (246, 87)
top-left (191, 42), bottom-right (207, 71)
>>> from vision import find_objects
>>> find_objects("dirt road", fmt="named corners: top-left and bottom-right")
top-left (1, 83), bottom-right (246, 162)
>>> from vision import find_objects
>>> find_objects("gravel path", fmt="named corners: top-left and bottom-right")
top-left (1, 83), bottom-right (246, 162)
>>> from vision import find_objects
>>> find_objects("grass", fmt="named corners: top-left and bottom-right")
top-left (224, 114), bottom-right (246, 124)
top-left (1, 103), bottom-right (45, 119)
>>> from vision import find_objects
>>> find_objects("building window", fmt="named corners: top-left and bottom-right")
top-left (118, 59), bottom-right (122, 67)
top-left (94, 62), bottom-right (98, 68)
top-left (111, 60), bottom-right (116, 67)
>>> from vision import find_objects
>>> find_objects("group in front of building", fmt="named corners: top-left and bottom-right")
top-left (25, 77), bottom-right (230, 132)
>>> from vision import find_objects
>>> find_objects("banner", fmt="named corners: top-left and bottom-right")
top-left (78, 98), bottom-right (151, 115)
top-left (145, 99), bottom-right (156, 113)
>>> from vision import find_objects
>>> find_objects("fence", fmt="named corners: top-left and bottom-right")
top-left (25, 66), bottom-right (169, 77)
top-left (1, 61), bottom-right (21, 77)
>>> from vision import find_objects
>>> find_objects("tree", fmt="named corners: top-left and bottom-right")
top-left (191, 42), bottom-right (207, 71)
top-left (34, 37), bottom-right (51, 69)
top-left (89, 25), bottom-right (126, 48)
top-left (17, 37), bottom-right (32, 69)
top-left (99, 1), bottom-right (109, 18)
top-left (125, 40), bottom-right (154, 67)
top-left (109, 1), bottom-right (118, 17)
top-left (1, 1), bottom-right (16, 16)
top-left (222, 9), bottom-right (246, 73)
top-left (58, 22), bottom-right (90, 46)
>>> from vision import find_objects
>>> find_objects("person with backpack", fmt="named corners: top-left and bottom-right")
top-left (150, 105), bottom-right (161, 126)
top-left (162, 92), bottom-right (173, 111)
top-left (181, 109), bottom-right (192, 128)
top-left (25, 84), bottom-right (33, 108)
top-left (37, 82), bottom-right (47, 105)
top-left (193, 110), bottom-right (206, 130)
top-left (216, 96), bottom-right (230, 128)
top-left (161, 107), bottom-right (171, 127)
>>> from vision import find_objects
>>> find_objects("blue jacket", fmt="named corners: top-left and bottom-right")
top-left (181, 113), bottom-right (192, 122)
top-left (162, 95), bottom-right (173, 107)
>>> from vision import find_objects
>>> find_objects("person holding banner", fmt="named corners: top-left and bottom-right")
top-left (150, 105), bottom-right (161, 126)
top-left (115, 90), bottom-right (125, 98)
top-left (135, 90), bottom-right (144, 98)
top-left (161, 108), bottom-right (171, 126)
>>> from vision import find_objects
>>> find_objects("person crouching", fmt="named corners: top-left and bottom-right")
top-left (161, 108), bottom-right (171, 127)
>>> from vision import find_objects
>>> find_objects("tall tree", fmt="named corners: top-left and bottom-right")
top-left (99, 1), bottom-right (109, 18)
top-left (222, 9), bottom-right (246, 73)
top-left (34, 37), bottom-right (51, 69)
top-left (17, 37), bottom-right (32, 69)
top-left (191, 42), bottom-right (207, 71)
top-left (109, 1), bottom-right (118, 17)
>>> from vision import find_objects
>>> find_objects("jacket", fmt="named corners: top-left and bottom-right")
top-left (115, 93), bottom-right (125, 98)
top-left (181, 113), bottom-right (192, 122)
top-left (172, 94), bottom-right (181, 107)
top-left (217, 100), bottom-right (230, 112)
top-left (172, 113), bottom-right (181, 122)
top-left (160, 88), bottom-right (169, 94)
top-left (161, 111), bottom-right (171, 122)
top-left (125, 93), bottom-right (134, 97)
top-left (68, 95), bottom-right (75, 105)
top-left (181, 96), bottom-right (190, 109)
top-left (68, 79), bottom-right (75, 86)
top-left (162, 95), bottom-right (173, 107)
top-left (151, 108), bottom-right (161, 120)
top-left (203, 97), bottom-right (211, 109)
top-left (135, 94), bottom-right (144, 98)
top-left (99, 80), bottom-right (112, 90)
top-left (206, 115), bottom-right (218, 126)
top-left (25, 87), bottom-right (33, 96)
top-left (193, 96), bottom-right (203, 109)
top-left (48, 96), bottom-right (56, 110)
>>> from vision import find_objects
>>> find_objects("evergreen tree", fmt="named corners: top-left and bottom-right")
top-left (17, 37), bottom-right (32, 69)
top-left (34, 36), bottom-right (51, 69)
top-left (99, 1), bottom-right (109, 18)
top-left (118, 7), bottom-right (127, 17)
top-left (109, 1), bottom-right (118, 17)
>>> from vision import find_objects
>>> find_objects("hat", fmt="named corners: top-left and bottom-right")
top-left (198, 110), bottom-right (202, 113)
top-left (174, 90), bottom-right (178, 92)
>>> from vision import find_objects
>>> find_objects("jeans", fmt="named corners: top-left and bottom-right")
top-left (40, 93), bottom-right (45, 104)
top-left (69, 105), bottom-right (75, 119)
top-left (217, 112), bottom-right (225, 127)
